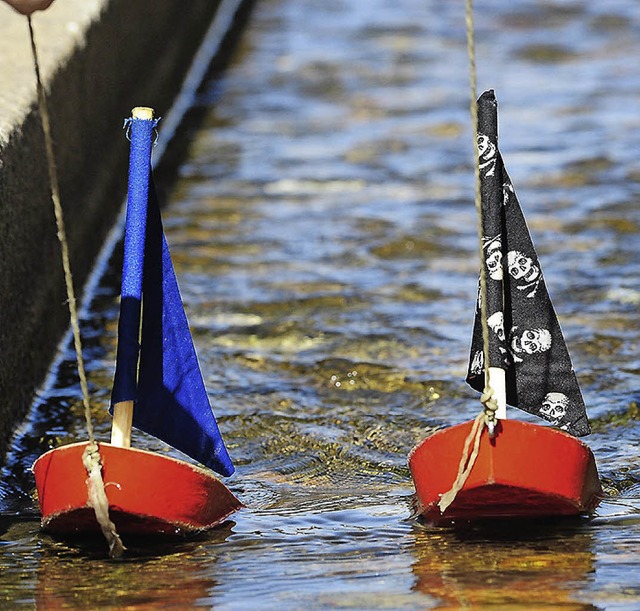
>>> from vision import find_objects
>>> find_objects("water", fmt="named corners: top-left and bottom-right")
top-left (2, 0), bottom-right (640, 608)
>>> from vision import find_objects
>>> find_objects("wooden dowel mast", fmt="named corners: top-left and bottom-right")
top-left (110, 106), bottom-right (155, 448)
top-left (488, 367), bottom-right (507, 419)
top-left (111, 401), bottom-right (134, 447)
top-left (132, 106), bottom-right (154, 120)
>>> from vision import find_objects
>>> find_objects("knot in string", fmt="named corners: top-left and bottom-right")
top-left (82, 443), bottom-right (126, 558)
top-left (437, 386), bottom-right (501, 514)
top-left (480, 387), bottom-right (499, 437)
top-left (437, 384), bottom-right (501, 513)
top-left (123, 116), bottom-right (161, 143)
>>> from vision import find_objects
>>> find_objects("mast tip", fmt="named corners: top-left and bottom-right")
top-left (132, 107), bottom-right (154, 120)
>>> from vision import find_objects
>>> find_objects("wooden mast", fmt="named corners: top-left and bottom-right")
top-left (488, 367), bottom-right (507, 419)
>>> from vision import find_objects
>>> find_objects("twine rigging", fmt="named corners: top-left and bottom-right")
top-left (438, 0), bottom-right (499, 513)
top-left (27, 16), bottom-right (124, 557)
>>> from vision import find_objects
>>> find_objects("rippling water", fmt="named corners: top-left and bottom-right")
top-left (2, 0), bottom-right (640, 608)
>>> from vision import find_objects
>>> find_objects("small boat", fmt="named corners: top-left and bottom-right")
top-left (408, 91), bottom-right (602, 525)
top-left (33, 108), bottom-right (242, 548)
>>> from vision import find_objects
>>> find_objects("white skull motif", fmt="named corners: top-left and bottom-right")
top-left (470, 350), bottom-right (483, 375)
top-left (541, 392), bottom-right (569, 425)
top-left (487, 311), bottom-right (505, 342)
top-left (507, 250), bottom-right (541, 297)
top-left (477, 134), bottom-right (497, 177)
top-left (502, 181), bottom-right (515, 207)
top-left (483, 236), bottom-right (503, 280)
top-left (510, 327), bottom-right (552, 363)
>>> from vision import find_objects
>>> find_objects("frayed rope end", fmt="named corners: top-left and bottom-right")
top-left (82, 442), bottom-right (126, 558)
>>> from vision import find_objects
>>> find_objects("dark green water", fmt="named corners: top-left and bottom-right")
top-left (2, 0), bottom-right (640, 608)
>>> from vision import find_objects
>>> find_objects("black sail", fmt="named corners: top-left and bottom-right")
top-left (466, 90), bottom-right (590, 437)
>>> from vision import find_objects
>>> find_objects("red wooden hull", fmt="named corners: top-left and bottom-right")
top-left (408, 419), bottom-right (601, 524)
top-left (32, 442), bottom-right (243, 537)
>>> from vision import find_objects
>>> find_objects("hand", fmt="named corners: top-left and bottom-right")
top-left (2, 0), bottom-right (55, 15)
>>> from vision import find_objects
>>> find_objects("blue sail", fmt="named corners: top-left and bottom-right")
top-left (111, 114), bottom-right (234, 477)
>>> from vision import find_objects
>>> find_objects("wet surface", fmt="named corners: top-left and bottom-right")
top-left (2, 0), bottom-right (640, 608)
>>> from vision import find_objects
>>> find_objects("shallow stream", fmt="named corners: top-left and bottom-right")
top-left (2, 0), bottom-right (640, 608)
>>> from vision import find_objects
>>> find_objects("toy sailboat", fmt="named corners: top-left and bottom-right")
top-left (33, 108), bottom-right (242, 543)
top-left (409, 91), bottom-right (602, 524)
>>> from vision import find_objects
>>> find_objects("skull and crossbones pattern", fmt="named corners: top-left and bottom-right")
top-left (507, 250), bottom-right (541, 297)
top-left (510, 326), bottom-right (552, 363)
top-left (502, 181), bottom-right (515, 207)
top-left (470, 349), bottom-right (484, 376)
top-left (477, 133), bottom-right (497, 177)
top-left (469, 312), bottom-right (508, 376)
top-left (483, 235), bottom-right (503, 280)
top-left (487, 311), bottom-right (506, 342)
top-left (540, 392), bottom-right (570, 426)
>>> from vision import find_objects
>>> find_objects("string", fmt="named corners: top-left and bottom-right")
top-left (27, 16), bottom-right (94, 441)
top-left (438, 0), bottom-right (498, 513)
top-left (464, 0), bottom-right (497, 415)
top-left (27, 16), bottom-right (124, 557)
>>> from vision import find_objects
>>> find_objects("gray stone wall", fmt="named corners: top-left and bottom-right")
top-left (0, 0), bottom-right (231, 460)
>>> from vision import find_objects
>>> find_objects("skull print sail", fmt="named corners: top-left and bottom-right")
top-left (466, 90), bottom-right (590, 437)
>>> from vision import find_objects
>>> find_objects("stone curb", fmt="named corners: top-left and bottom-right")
top-left (0, 0), bottom-right (248, 460)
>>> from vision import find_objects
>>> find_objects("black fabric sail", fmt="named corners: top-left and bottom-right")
top-left (466, 90), bottom-right (590, 437)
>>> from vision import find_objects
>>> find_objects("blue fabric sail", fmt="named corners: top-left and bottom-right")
top-left (111, 114), bottom-right (234, 477)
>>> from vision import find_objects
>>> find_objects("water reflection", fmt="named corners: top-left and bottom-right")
top-left (34, 529), bottom-right (231, 609)
top-left (411, 520), bottom-right (598, 609)
top-left (2, 0), bottom-right (640, 607)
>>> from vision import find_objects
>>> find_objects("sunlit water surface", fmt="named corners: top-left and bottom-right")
top-left (2, 0), bottom-right (640, 608)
